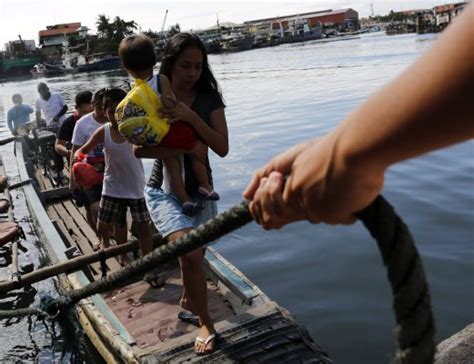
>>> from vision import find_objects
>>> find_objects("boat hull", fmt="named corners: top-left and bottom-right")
top-left (77, 57), bottom-right (122, 72)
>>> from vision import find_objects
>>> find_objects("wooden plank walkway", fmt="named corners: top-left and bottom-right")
top-left (103, 267), bottom-right (235, 350)
top-left (27, 147), bottom-right (331, 363)
top-left (35, 168), bottom-right (238, 351)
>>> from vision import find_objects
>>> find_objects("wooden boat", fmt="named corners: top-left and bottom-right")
top-left (11, 135), bottom-right (330, 363)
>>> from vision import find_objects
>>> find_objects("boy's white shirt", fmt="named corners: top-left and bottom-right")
top-left (71, 112), bottom-right (104, 158)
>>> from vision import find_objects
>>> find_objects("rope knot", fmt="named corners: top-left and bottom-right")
top-left (38, 294), bottom-right (61, 318)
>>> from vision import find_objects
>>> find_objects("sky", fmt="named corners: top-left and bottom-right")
top-left (0, 0), bottom-right (450, 50)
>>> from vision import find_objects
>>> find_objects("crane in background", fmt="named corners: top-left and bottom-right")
top-left (161, 9), bottom-right (169, 33)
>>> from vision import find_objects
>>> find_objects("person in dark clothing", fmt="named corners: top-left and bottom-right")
top-left (133, 33), bottom-right (229, 355)
top-left (55, 91), bottom-right (93, 160)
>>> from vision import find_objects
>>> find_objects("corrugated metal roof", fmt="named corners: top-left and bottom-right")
top-left (39, 23), bottom-right (81, 38)
top-left (245, 9), bottom-right (355, 24)
top-left (286, 9), bottom-right (355, 21)
top-left (434, 2), bottom-right (467, 13)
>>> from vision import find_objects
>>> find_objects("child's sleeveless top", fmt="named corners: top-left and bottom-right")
top-left (103, 123), bottom-right (145, 199)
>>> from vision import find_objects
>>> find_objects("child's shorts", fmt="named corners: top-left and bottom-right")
top-left (73, 185), bottom-right (102, 207)
top-left (98, 195), bottom-right (151, 226)
top-left (159, 121), bottom-right (197, 151)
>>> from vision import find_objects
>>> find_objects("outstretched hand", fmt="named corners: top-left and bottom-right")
top-left (243, 133), bottom-right (385, 229)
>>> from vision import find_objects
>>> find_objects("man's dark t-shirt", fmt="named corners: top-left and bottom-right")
top-left (147, 91), bottom-right (225, 196)
top-left (57, 112), bottom-right (79, 142)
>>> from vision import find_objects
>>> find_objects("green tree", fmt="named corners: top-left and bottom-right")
top-left (93, 15), bottom-right (138, 54)
top-left (96, 14), bottom-right (114, 38)
top-left (112, 16), bottom-right (138, 41)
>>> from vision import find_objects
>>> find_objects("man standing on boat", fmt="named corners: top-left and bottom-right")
top-left (35, 82), bottom-right (68, 130)
top-left (7, 93), bottom-right (34, 136)
top-left (35, 82), bottom-right (68, 179)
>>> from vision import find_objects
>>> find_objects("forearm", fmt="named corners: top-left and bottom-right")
top-left (337, 5), bottom-right (474, 172)
top-left (70, 145), bottom-right (80, 164)
top-left (76, 144), bottom-right (92, 157)
top-left (55, 140), bottom-right (70, 158)
top-left (54, 106), bottom-right (68, 120)
top-left (35, 111), bottom-right (41, 122)
top-left (188, 111), bottom-right (228, 157)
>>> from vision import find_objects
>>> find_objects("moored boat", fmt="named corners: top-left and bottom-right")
top-left (77, 55), bottom-right (122, 72)
top-left (220, 32), bottom-right (254, 52)
top-left (30, 63), bottom-right (77, 77)
top-left (9, 134), bottom-right (330, 363)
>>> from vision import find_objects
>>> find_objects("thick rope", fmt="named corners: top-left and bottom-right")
top-left (0, 196), bottom-right (435, 363)
top-left (356, 196), bottom-right (435, 363)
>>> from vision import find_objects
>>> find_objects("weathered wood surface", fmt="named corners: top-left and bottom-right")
top-left (103, 264), bottom-right (236, 351)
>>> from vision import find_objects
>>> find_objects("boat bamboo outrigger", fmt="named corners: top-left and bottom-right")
top-left (3, 134), bottom-right (331, 363)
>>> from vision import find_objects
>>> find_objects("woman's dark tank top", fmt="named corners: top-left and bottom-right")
top-left (147, 91), bottom-right (224, 196)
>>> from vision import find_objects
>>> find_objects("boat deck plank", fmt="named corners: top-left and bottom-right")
top-left (103, 264), bottom-right (235, 350)
top-left (35, 168), bottom-right (122, 276)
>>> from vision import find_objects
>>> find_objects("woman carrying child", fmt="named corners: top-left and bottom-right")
top-left (121, 33), bottom-right (229, 354)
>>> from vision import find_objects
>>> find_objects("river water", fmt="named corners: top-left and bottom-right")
top-left (0, 32), bottom-right (473, 363)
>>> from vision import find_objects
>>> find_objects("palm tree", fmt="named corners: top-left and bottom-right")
top-left (112, 16), bottom-right (138, 41)
top-left (96, 14), bottom-right (113, 39)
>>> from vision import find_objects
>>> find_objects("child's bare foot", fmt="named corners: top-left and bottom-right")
top-left (143, 272), bottom-right (166, 288)
top-left (182, 201), bottom-right (203, 216)
top-left (197, 186), bottom-right (220, 201)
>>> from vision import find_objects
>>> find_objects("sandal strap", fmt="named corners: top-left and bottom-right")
top-left (195, 333), bottom-right (216, 345)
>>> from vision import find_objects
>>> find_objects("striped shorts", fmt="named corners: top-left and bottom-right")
top-left (98, 195), bottom-right (151, 226)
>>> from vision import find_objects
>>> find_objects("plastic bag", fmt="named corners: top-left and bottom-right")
top-left (72, 153), bottom-right (103, 188)
top-left (115, 79), bottom-right (170, 146)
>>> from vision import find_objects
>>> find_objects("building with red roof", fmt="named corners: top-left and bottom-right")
top-left (39, 22), bottom-right (88, 47)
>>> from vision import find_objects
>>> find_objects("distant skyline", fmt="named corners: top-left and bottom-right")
top-left (0, 0), bottom-right (452, 50)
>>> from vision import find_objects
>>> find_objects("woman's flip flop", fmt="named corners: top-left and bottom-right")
top-left (177, 310), bottom-right (200, 327)
top-left (194, 333), bottom-right (217, 355)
